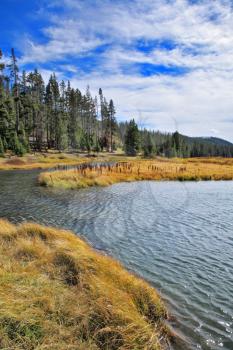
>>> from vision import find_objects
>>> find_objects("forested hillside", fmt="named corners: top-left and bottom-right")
top-left (1, 48), bottom-right (233, 158)
top-left (119, 125), bottom-right (233, 158)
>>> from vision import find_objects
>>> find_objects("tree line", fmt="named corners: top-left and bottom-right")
top-left (121, 121), bottom-right (233, 158)
top-left (1, 48), bottom-right (233, 158)
top-left (0, 48), bottom-right (117, 156)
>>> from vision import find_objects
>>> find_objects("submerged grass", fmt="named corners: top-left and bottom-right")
top-left (0, 220), bottom-right (170, 350)
top-left (38, 157), bottom-right (233, 190)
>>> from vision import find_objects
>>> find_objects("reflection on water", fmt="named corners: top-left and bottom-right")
top-left (0, 170), bottom-right (233, 350)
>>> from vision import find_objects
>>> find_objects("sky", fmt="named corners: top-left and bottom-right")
top-left (1, 0), bottom-right (233, 141)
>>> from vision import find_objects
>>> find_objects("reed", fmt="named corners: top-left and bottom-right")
top-left (39, 157), bottom-right (233, 189)
top-left (0, 219), bottom-right (170, 350)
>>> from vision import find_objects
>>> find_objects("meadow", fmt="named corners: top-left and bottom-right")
top-left (0, 220), bottom-right (170, 350)
top-left (38, 157), bottom-right (233, 190)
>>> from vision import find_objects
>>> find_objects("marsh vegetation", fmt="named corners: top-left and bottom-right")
top-left (38, 157), bottom-right (233, 189)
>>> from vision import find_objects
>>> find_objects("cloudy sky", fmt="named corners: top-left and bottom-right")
top-left (1, 0), bottom-right (233, 141)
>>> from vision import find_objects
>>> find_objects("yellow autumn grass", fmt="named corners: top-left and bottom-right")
top-left (0, 151), bottom-right (138, 171)
top-left (0, 152), bottom-right (93, 171)
top-left (0, 219), bottom-right (170, 350)
top-left (38, 157), bottom-right (233, 190)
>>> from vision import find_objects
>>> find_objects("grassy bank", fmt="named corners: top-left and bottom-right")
top-left (0, 151), bottom-right (134, 171)
top-left (0, 220), bottom-right (169, 350)
top-left (0, 152), bottom-right (94, 171)
top-left (38, 157), bottom-right (233, 190)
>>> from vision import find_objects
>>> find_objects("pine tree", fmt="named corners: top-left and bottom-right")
top-left (2, 137), bottom-right (8, 151)
top-left (80, 130), bottom-right (87, 151)
top-left (143, 132), bottom-right (155, 157)
top-left (0, 136), bottom-right (4, 156)
top-left (124, 119), bottom-right (140, 156)
top-left (99, 88), bottom-right (104, 138)
top-left (93, 137), bottom-right (101, 153)
top-left (9, 132), bottom-right (26, 156)
top-left (57, 80), bottom-right (68, 151)
top-left (19, 128), bottom-right (29, 152)
top-left (109, 99), bottom-right (116, 152)
top-left (57, 115), bottom-right (68, 151)
top-left (172, 131), bottom-right (180, 152)
top-left (8, 48), bottom-right (20, 133)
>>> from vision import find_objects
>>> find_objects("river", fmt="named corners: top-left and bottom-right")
top-left (0, 169), bottom-right (233, 350)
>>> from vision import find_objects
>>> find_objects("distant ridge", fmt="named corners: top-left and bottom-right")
top-left (183, 136), bottom-right (233, 147)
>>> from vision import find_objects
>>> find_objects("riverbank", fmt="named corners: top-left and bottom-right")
top-left (38, 157), bottom-right (233, 189)
top-left (0, 151), bottom-right (135, 171)
top-left (0, 219), bottom-right (170, 350)
top-left (0, 152), bottom-right (93, 171)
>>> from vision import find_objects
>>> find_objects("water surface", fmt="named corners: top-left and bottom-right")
top-left (0, 170), bottom-right (232, 350)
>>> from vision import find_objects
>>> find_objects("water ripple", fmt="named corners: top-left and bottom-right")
top-left (0, 172), bottom-right (233, 349)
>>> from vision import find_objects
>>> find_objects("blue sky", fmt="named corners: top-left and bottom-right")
top-left (1, 0), bottom-right (233, 141)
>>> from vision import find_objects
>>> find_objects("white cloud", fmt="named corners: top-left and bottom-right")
top-left (17, 0), bottom-right (233, 141)
top-left (68, 67), bottom-right (233, 141)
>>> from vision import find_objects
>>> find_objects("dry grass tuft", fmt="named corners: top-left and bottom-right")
top-left (0, 220), bottom-right (169, 349)
top-left (39, 157), bottom-right (233, 190)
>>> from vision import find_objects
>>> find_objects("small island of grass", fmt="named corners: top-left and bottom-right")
top-left (38, 157), bottom-right (233, 190)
